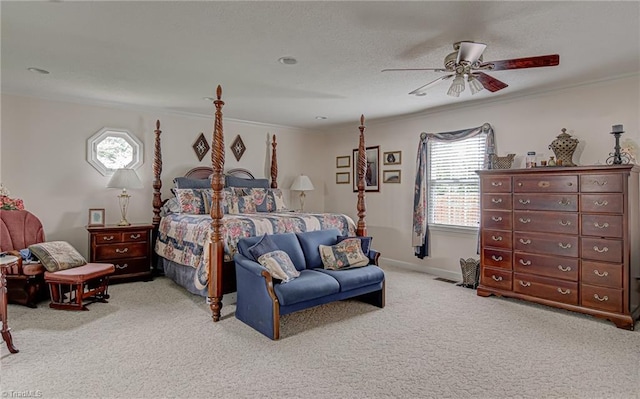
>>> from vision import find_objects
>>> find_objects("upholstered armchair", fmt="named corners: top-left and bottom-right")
top-left (0, 210), bottom-right (47, 307)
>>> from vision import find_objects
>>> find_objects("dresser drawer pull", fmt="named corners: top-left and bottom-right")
top-left (491, 255), bottom-right (503, 261)
top-left (593, 270), bottom-right (609, 277)
top-left (130, 234), bottom-right (141, 239)
top-left (557, 265), bottom-right (572, 272)
top-left (519, 239), bottom-right (531, 245)
top-left (491, 198), bottom-right (503, 204)
top-left (519, 259), bottom-right (531, 266)
top-left (558, 242), bottom-right (572, 249)
top-left (559, 220), bottom-right (571, 226)
top-left (115, 248), bottom-right (129, 254)
top-left (518, 218), bottom-right (531, 224)
top-left (593, 246), bottom-right (608, 253)
top-left (594, 200), bottom-right (608, 207)
top-left (491, 181), bottom-right (503, 187)
top-left (518, 199), bottom-right (530, 205)
top-left (115, 263), bottom-right (129, 270)
top-left (102, 236), bottom-right (115, 241)
top-left (491, 235), bottom-right (503, 241)
top-left (519, 281), bottom-right (531, 287)
top-left (591, 180), bottom-right (607, 186)
top-left (491, 275), bottom-right (503, 282)
top-left (491, 216), bottom-right (503, 222)
top-left (593, 222), bottom-right (609, 229)
top-left (559, 198), bottom-right (571, 206)
top-left (557, 288), bottom-right (571, 295)
top-left (593, 294), bottom-right (609, 302)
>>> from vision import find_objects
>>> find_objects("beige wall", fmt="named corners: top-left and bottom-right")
top-left (0, 94), bottom-right (324, 257)
top-left (323, 75), bottom-right (640, 279)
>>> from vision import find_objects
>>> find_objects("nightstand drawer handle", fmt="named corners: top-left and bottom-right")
top-left (518, 199), bottom-right (530, 205)
top-left (559, 220), bottom-right (571, 226)
top-left (519, 217), bottom-right (531, 224)
top-left (130, 234), bottom-right (141, 239)
top-left (491, 216), bottom-right (503, 222)
top-left (519, 259), bottom-right (531, 266)
top-left (491, 255), bottom-right (503, 261)
top-left (519, 239), bottom-right (531, 245)
top-left (594, 200), bottom-right (608, 207)
top-left (594, 270), bottom-right (609, 277)
top-left (593, 246), bottom-right (608, 253)
top-left (558, 243), bottom-right (572, 249)
top-left (519, 281), bottom-right (531, 287)
top-left (115, 248), bottom-right (129, 254)
top-left (103, 236), bottom-right (115, 241)
top-left (594, 222), bottom-right (609, 229)
top-left (491, 235), bottom-right (503, 241)
top-left (558, 265), bottom-right (572, 272)
top-left (594, 294), bottom-right (609, 302)
top-left (491, 198), bottom-right (502, 204)
top-left (491, 275), bottom-right (503, 282)
top-left (491, 182), bottom-right (502, 187)
top-left (559, 198), bottom-right (571, 206)
top-left (115, 263), bottom-right (129, 270)
top-left (557, 288), bottom-right (571, 295)
top-left (591, 180), bottom-right (607, 186)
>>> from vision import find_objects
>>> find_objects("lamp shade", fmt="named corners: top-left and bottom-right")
top-left (290, 175), bottom-right (314, 191)
top-left (107, 168), bottom-right (143, 189)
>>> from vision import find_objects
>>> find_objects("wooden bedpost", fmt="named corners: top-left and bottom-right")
top-left (209, 85), bottom-right (225, 322)
top-left (270, 135), bottom-right (278, 188)
top-left (152, 120), bottom-right (163, 273)
top-left (356, 115), bottom-right (367, 237)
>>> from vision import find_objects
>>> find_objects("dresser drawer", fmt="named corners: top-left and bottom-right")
top-left (580, 238), bottom-right (622, 263)
top-left (581, 260), bottom-right (623, 288)
top-left (122, 230), bottom-right (149, 243)
top-left (481, 267), bottom-right (512, 291)
top-left (580, 284), bottom-right (623, 313)
top-left (513, 252), bottom-right (578, 281)
top-left (514, 175), bottom-right (578, 193)
top-left (514, 232), bottom-right (579, 257)
top-left (513, 273), bottom-right (578, 305)
top-left (94, 243), bottom-right (148, 260)
top-left (482, 211), bottom-right (512, 230)
top-left (481, 176), bottom-right (511, 193)
top-left (513, 211), bottom-right (578, 234)
top-left (580, 173), bottom-right (623, 193)
top-left (482, 248), bottom-right (512, 269)
top-left (110, 258), bottom-right (150, 276)
top-left (513, 194), bottom-right (578, 211)
top-left (482, 230), bottom-right (512, 250)
top-left (580, 194), bottom-right (623, 213)
top-left (581, 214), bottom-right (623, 238)
top-left (482, 194), bottom-right (512, 211)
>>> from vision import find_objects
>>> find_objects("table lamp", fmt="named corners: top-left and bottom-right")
top-left (107, 168), bottom-right (143, 226)
top-left (290, 174), bottom-right (314, 212)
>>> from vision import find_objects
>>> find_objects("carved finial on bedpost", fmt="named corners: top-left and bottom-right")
top-left (271, 134), bottom-right (278, 188)
top-left (210, 85), bottom-right (225, 323)
top-left (152, 120), bottom-right (163, 227)
top-left (356, 114), bottom-right (367, 237)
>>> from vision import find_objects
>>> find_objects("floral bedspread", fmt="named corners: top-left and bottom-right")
top-left (155, 211), bottom-right (356, 275)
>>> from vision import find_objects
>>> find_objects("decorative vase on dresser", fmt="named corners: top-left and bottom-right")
top-left (87, 224), bottom-right (153, 283)
top-left (476, 165), bottom-right (639, 329)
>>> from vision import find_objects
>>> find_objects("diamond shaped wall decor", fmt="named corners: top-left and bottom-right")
top-left (192, 133), bottom-right (210, 162)
top-left (231, 135), bottom-right (246, 161)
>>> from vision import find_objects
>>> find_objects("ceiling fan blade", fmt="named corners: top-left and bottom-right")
top-left (456, 42), bottom-right (487, 64)
top-left (473, 72), bottom-right (508, 92)
top-left (409, 75), bottom-right (454, 95)
top-left (382, 68), bottom-right (447, 72)
top-left (483, 54), bottom-right (560, 71)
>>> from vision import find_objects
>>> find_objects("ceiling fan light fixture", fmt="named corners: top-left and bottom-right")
top-left (447, 75), bottom-right (465, 97)
top-left (468, 75), bottom-right (484, 95)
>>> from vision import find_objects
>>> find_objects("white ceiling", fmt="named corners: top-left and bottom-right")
top-left (2, 1), bottom-right (639, 130)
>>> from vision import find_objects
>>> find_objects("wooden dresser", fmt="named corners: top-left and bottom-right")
top-left (477, 165), bottom-right (639, 329)
top-left (87, 224), bottom-right (153, 283)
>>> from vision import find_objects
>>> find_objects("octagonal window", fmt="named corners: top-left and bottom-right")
top-left (87, 128), bottom-right (143, 176)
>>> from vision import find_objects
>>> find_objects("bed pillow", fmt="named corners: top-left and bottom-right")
top-left (248, 234), bottom-right (279, 261)
top-left (319, 238), bottom-right (369, 270)
top-left (227, 195), bottom-right (256, 214)
top-left (267, 188), bottom-right (288, 212)
top-left (173, 177), bottom-right (211, 189)
top-left (257, 250), bottom-right (300, 283)
top-left (159, 197), bottom-right (181, 216)
top-left (242, 188), bottom-right (269, 212)
top-left (337, 235), bottom-right (372, 255)
top-left (174, 188), bottom-right (212, 214)
top-left (29, 241), bottom-right (87, 272)
top-left (225, 175), bottom-right (270, 189)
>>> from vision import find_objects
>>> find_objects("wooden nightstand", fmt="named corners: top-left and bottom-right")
top-left (87, 224), bottom-right (153, 283)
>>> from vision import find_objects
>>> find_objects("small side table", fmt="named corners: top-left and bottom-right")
top-left (1, 255), bottom-right (19, 353)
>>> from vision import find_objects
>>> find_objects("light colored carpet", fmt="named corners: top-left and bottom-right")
top-left (2, 266), bottom-right (639, 399)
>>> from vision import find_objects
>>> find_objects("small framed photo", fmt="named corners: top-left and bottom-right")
top-left (336, 172), bottom-right (350, 184)
top-left (383, 170), bottom-right (401, 184)
top-left (352, 146), bottom-right (380, 192)
top-left (88, 208), bottom-right (105, 227)
top-left (336, 156), bottom-right (351, 168)
top-left (383, 151), bottom-right (402, 165)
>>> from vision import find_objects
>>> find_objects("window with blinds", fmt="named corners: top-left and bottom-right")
top-left (428, 134), bottom-right (487, 228)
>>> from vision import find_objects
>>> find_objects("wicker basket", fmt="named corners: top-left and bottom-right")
top-left (489, 153), bottom-right (515, 169)
top-left (459, 258), bottom-right (480, 288)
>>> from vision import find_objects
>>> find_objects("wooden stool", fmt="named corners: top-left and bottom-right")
top-left (44, 263), bottom-right (115, 311)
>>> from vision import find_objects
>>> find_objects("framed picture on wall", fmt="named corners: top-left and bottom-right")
top-left (336, 172), bottom-right (350, 184)
top-left (383, 151), bottom-right (402, 165)
top-left (383, 170), bottom-right (401, 183)
top-left (352, 146), bottom-right (380, 192)
top-left (336, 156), bottom-right (350, 168)
top-left (88, 208), bottom-right (105, 227)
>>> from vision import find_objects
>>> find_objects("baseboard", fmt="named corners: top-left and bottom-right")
top-left (380, 257), bottom-right (462, 282)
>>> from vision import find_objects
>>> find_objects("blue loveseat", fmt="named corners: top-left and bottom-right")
top-left (234, 229), bottom-right (385, 339)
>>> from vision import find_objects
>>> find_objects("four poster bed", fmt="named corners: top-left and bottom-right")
top-left (151, 86), bottom-right (370, 322)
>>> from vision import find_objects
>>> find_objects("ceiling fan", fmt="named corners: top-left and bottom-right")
top-left (382, 41), bottom-right (559, 97)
